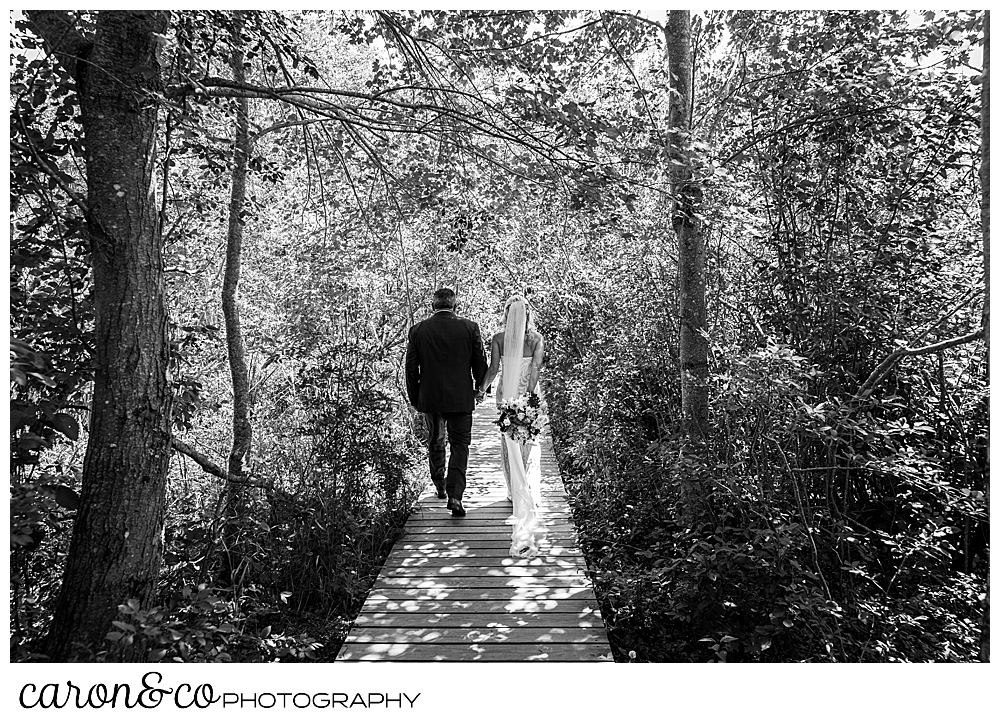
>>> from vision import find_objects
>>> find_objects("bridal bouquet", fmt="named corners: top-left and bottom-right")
top-left (495, 393), bottom-right (547, 443)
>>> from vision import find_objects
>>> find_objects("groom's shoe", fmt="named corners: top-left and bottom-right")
top-left (447, 497), bottom-right (466, 517)
top-left (433, 479), bottom-right (447, 499)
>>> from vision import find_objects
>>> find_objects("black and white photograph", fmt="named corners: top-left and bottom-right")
top-left (7, 6), bottom-right (991, 719)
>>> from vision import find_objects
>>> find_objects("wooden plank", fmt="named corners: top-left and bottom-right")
top-left (395, 536), bottom-right (579, 546)
top-left (407, 517), bottom-right (573, 526)
top-left (385, 538), bottom-right (583, 566)
top-left (442, 513), bottom-right (573, 521)
top-left (408, 516), bottom-right (573, 525)
top-left (420, 499), bottom-right (569, 508)
top-left (409, 507), bottom-right (573, 518)
top-left (336, 643), bottom-right (613, 662)
top-left (379, 559), bottom-right (587, 574)
top-left (401, 528), bottom-right (578, 536)
top-left (400, 532), bottom-right (581, 542)
top-left (410, 505), bottom-right (565, 513)
top-left (353, 610), bottom-right (604, 627)
top-left (382, 564), bottom-right (588, 577)
top-left (362, 586), bottom-right (596, 601)
top-left (397, 527), bottom-right (572, 538)
top-left (359, 597), bottom-right (602, 614)
top-left (393, 546), bottom-right (583, 556)
top-left (376, 575), bottom-right (591, 588)
top-left (416, 491), bottom-right (568, 500)
top-left (382, 550), bottom-right (587, 570)
top-left (414, 495), bottom-right (568, 502)
top-left (412, 499), bottom-right (567, 508)
top-left (399, 536), bottom-right (581, 544)
top-left (378, 571), bottom-right (589, 583)
top-left (379, 564), bottom-right (591, 577)
top-left (403, 524), bottom-right (577, 534)
top-left (388, 545), bottom-right (584, 558)
top-left (345, 626), bottom-right (606, 645)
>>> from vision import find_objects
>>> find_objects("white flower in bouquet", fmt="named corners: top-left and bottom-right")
top-left (495, 393), bottom-right (545, 444)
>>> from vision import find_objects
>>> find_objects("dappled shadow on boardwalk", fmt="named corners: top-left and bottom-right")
top-left (335, 397), bottom-right (613, 662)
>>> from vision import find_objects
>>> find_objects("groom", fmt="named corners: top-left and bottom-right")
top-left (405, 288), bottom-right (488, 517)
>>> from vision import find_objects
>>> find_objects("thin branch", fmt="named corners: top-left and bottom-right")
top-left (251, 117), bottom-right (325, 143)
top-left (599, 11), bottom-right (658, 133)
top-left (170, 438), bottom-right (271, 489)
top-left (464, 17), bottom-right (604, 52)
top-left (720, 104), bottom-right (902, 166)
top-left (11, 139), bottom-right (90, 215)
top-left (857, 329), bottom-right (986, 399)
top-left (603, 10), bottom-right (667, 35)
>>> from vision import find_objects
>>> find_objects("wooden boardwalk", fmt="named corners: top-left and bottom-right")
top-left (336, 397), bottom-right (613, 662)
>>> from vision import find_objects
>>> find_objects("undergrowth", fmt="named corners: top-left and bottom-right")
top-left (542, 339), bottom-right (987, 663)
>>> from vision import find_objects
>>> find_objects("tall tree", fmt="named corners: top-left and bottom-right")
top-left (667, 11), bottom-right (709, 441)
top-left (667, 11), bottom-right (710, 518)
top-left (25, 10), bottom-right (174, 661)
top-left (979, 9), bottom-right (990, 665)
top-left (219, 13), bottom-right (254, 585)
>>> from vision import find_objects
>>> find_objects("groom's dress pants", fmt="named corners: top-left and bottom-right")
top-left (425, 411), bottom-right (473, 500)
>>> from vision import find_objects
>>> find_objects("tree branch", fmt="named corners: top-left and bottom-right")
top-left (603, 10), bottom-right (667, 36)
top-left (720, 104), bottom-right (902, 166)
top-left (169, 66), bottom-right (601, 171)
top-left (11, 139), bottom-right (90, 215)
top-left (170, 438), bottom-right (271, 489)
top-left (251, 117), bottom-right (326, 143)
top-left (857, 329), bottom-right (986, 399)
top-left (599, 12), bottom-right (657, 133)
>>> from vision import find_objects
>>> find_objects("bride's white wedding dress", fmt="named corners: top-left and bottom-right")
top-left (497, 356), bottom-right (546, 559)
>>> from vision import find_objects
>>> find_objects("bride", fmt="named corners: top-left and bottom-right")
top-left (476, 295), bottom-right (546, 558)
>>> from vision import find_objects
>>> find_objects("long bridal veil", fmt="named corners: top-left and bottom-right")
top-left (500, 297), bottom-right (546, 558)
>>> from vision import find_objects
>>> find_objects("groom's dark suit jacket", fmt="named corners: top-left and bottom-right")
top-left (406, 310), bottom-right (488, 413)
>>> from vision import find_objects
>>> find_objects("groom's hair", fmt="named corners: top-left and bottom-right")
top-left (432, 288), bottom-right (457, 310)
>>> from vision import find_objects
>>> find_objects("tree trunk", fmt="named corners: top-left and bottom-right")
top-left (28, 10), bottom-right (174, 662)
top-left (979, 9), bottom-right (990, 665)
top-left (220, 14), bottom-right (254, 585)
top-left (667, 10), bottom-right (709, 442)
top-left (667, 10), bottom-right (710, 519)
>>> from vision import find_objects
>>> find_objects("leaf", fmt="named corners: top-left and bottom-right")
top-left (10, 408), bottom-right (36, 429)
top-left (16, 433), bottom-right (48, 451)
top-left (27, 371), bottom-right (56, 387)
top-left (42, 483), bottom-right (80, 511)
top-left (51, 413), bottom-right (80, 441)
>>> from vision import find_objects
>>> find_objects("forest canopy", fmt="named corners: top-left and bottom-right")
top-left (10, 9), bottom-right (988, 663)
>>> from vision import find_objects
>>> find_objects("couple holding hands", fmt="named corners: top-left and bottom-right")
top-left (405, 288), bottom-right (546, 558)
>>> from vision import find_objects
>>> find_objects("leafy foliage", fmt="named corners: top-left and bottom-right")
top-left (10, 9), bottom-right (986, 663)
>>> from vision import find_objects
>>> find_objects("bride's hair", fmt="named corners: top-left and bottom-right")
top-left (503, 295), bottom-right (537, 341)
